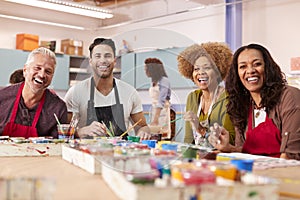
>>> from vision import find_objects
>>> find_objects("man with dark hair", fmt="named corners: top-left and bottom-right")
top-left (64, 38), bottom-right (151, 139)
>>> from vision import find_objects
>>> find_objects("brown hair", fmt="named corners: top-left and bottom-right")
top-left (89, 38), bottom-right (116, 58)
top-left (144, 57), bottom-right (167, 83)
top-left (177, 42), bottom-right (232, 82)
top-left (9, 69), bottom-right (25, 84)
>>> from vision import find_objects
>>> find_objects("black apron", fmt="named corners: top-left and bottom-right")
top-left (86, 78), bottom-right (127, 137)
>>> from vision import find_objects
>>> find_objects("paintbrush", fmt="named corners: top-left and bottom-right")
top-left (120, 119), bottom-right (142, 138)
top-left (53, 113), bottom-right (61, 126)
top-left (101, 121), bottom-right (113, 137)
top-left (54, 113), bottom-right (64, 133)
top-left (161, 116), bottom-right (183, 127)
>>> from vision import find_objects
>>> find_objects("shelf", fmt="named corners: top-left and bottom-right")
top-left (69, 67), bottom-right (89, 73)
top-left (70, 80), bottom-right (81, 87)
top-left (69, 56), bottom-right (90, 87)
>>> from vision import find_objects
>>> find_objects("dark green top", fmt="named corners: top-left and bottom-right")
top-left (184, 89), bottom-right (235, 144)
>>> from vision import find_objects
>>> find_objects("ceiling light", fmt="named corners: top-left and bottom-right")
top-left (0, 14), bottom-right (85, 30)
top-left (5, 0), bottom-right (113, 19)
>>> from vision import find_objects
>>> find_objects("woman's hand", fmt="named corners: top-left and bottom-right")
top-left (208, 123), bottom-right (232, 152)
top-left (136, 126), bottom-right (152, 140)
top-left (183, 111), bottom-right (199, 129)
top-left (184, 111), bottom-right (207, 136)
top-left (77, 121), bottom-right (107, 138)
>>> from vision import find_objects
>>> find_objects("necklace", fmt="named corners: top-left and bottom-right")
top-left (255, 111), bottom-right (260, 118)
top-left (252, 100), bottom-right (265, 118)
top-left (197, 86), bottom-right (220, 129)
top-left (253, 107), bottom-right (266, 127)
top-left (254, 109), bottom-right (263, 118)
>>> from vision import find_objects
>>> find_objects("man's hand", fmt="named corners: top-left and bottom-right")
top-left (77, 121), bottom-right (107, 138)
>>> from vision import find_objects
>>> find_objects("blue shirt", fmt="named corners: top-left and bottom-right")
top-left (157, 76), bottom-right (171, 108)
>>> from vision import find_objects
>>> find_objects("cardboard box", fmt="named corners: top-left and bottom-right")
top-left (291, 57), bottom-right (300, 72)
top-left (16, 33), bottom-right (39, 51)
top-left (61, 39), bottom-right (83, 56)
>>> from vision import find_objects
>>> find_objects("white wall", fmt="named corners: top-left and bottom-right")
top-left (1, 0), bottom-right (299, 73)
top-left (242, 0), bottom-right (300, 73)
top-left (97, 4), bottom-right (226, 51)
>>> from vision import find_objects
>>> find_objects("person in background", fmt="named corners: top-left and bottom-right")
top-left (177, 42), bottom-right (235, 145)
top-left (144, 57), bottom-right (175, 140)
top-left (64, 38), bottom-right (151, 139)
top-left (9, 69), bottom-right (25, 84)
top-left (0, 47), bottom-right (68, 138)
top-left (209, 43), bottom-right (300, 160)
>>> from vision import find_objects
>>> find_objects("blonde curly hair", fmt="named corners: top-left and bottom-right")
top-left (177, 42), bottom-right (232, 81)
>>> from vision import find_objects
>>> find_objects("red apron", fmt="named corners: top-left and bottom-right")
top-left (242, 105), bottom-right (281, 157)
top-left (2, 83), bottom-right (45, 138)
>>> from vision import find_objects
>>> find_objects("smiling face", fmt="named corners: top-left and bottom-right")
top-left (237, 48), bottom-right (265, 95)
top-left (23, 53), bottom-right (55, 94)
top-left (193, 56), bottom-right (219, 91)
top-left (90, 44), bottom-right (115, 79)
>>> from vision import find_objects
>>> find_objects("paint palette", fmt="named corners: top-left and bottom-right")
top-left (0, 140), bottom-right (62, 156)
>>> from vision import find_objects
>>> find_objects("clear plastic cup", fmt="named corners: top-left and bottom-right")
top-left (57, 124), bottom-right (75, 139)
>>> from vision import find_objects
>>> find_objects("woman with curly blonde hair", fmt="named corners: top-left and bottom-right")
top-left (177, 42), bottom-right (235, 145)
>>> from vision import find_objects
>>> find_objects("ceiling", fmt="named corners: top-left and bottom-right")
top-left (71, 0), bottom-right (223, 8)
top-left (62, 0), bottom-right (225, 27)
top-left (0, 0), bottom-right (225, 29)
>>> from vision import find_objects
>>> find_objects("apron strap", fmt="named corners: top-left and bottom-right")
top-left (86, 77), bottom-right (96, 125)
top-left (9, 83), bottom-right (24, 123)
top-left (112, 79), bottom-right (121, 105)
top-left (9, 82), bottom-right (46, 128)
top-left (89, 77), bottom-right (95, 107)
top-left (89, 78), bottom-right (120, 105)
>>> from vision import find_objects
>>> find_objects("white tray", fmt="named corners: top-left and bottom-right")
top-left (61, 144), bottom-right (102, 174)
top-left (102, 163), bottom-right (279, 200)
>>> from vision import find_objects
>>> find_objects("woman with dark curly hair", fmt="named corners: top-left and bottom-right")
top-left (144, 58), bottom-right (173, 140)
top-left (177, 42), bottom-right (235, 145)
top-left (209, 43), bottom-right (300, 160)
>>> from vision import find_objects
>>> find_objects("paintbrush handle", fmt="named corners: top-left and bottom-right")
top-left (120, 119), bottom-right (142, 138)
top-left (161, 117), bottom-right (183, 127)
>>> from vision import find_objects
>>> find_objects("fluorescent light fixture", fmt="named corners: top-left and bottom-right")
top-left (0, 14), bottom-right (85, 30)
top-left (5, 0), bottom-right (113, 19)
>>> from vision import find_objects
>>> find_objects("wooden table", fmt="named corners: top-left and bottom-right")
top-left (0, 156), bottom-right (119, 200)
top-left (254, 166), bottom-right (300, 199)
top-left (0, 156), bottom-right (299, 200)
